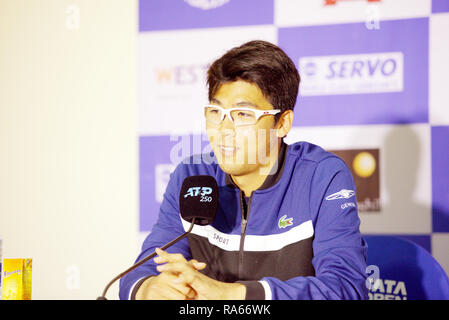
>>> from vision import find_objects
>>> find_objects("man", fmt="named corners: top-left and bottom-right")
top-left (119, 40), bottom-right (368, 300)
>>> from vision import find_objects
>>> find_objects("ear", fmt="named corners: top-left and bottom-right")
top-left (275, 110), bottom-right (294, 138)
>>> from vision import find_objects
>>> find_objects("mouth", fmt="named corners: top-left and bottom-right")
top-left (218, 145), bottom-right (239, 156)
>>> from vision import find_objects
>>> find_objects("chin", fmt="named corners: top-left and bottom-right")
top-left (217, 161), bottom-right (257, 177)
top-left (218, 163), bottom-right (243, 176)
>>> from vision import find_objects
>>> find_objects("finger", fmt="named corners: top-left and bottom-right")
top-left (185, 287), bottom-right (197, 300)
top-left (153, 283), bottom-right (188, 300)
top-left (175, 270), bottom-right (211, 297)
top-left (151, 273), bottom-right (195, 300)
top-left (142, 278), bottom-right (182, 300)
top-left (172, 281), bottom-right (196, 300)
top-left (157, 261), bottom-right (192, 275)
top-left (194, 292), bottom-right (208, 300)
top-left (161, 264), bottom-right (199, 286)
top-left (153, 248), bottom-right (168, 264)
top-left (154, 248), bottom-right (186, 264)
top-left (189, 259), bottom-right (207, 270)
top-left (162, 272), bottom-right (195, 297)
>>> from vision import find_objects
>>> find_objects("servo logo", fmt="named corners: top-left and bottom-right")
top-left (299, 52), bottom-right (404, 96)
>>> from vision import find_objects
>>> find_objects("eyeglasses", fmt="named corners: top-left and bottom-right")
top-left (204, 104), bottom-right (281, 127)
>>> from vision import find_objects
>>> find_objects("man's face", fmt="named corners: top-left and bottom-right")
top-left (206, 80), bottom-right (280, 177)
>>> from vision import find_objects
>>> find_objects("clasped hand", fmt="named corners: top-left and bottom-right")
top-left (135, 248), bottom-right (245, 300)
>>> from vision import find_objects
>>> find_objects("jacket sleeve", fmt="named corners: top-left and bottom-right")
top-left (118, 164), bottom-right (192, 300)
top-left (252, 157), bottom-right (368, 300)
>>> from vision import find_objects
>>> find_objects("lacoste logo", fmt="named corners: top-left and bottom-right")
top-left (278, 215), bottom-right (293, 229)
top-left (325, 189), bottom-right (355, 200)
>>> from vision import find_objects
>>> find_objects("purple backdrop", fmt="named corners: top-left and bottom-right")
top-left (139, 0), bottom-right (274, 31)
top-left (432, 126), bottom-right (449, 232)
top-left (278, 18), bottom-right (429, 126)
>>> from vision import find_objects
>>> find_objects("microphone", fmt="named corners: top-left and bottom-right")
top-left (96, 175), bottom-right (219, 300)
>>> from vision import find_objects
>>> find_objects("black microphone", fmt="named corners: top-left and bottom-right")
top-left (96, 175), bottom-right (219, 300)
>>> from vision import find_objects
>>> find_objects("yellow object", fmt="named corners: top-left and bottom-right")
top-left (353, 151), bottom-right (376, 178)
top-left (2, 259), bottom-right (32, 300)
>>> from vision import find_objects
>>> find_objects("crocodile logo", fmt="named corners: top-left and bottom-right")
top-left (278, 215), bottom-right (293, 229)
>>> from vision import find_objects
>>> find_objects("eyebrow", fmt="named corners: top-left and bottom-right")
top-left (210, 98), bottom-right (222, 105)
top-left (210, 98), bottom-right (260, 109)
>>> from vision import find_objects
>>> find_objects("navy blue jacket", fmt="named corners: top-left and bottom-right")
top-left (119, 141), bottom-right (368, 300)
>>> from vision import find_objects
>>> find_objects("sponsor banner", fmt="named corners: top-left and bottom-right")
top-left (138, 25), bottom-right (276, 135)
top-left (286, 124), bottom-right (431, 234)
top-left (429, 14), bottom-right (449, 125)
top-left (368, 278), bottom-right (408, 300)
top-left (299, 52), bottom-right (403, 96)
top-left (139, 135), bottom-right (212, 231)
top-left (431, 126), bottom-right (449, 232)
top-left (275, 0), bottom-right (431, 27)
top-left (279, 18), bottom-right (429, 126)
top-left (330, 149), bottom-right (380, 212)
top-left (139, 0), bottom-right (274, 31)
top-left (432, 0), bottom-right (449, 13)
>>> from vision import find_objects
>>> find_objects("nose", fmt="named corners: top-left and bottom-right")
top-left (216, 114), bottom-right (236, 145)
top-left (219, 113), bottom-right (235, 131)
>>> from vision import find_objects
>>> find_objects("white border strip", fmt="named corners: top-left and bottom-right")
top-left (181, 217), bottom-right (314, 252)
top-left (181, 218), bottom-right (241, 251)
top-left (259, 280), bottom-right (272, 300)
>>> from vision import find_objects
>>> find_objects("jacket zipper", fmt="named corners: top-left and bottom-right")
top-left (238, 191), bottom-right (252, 278)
